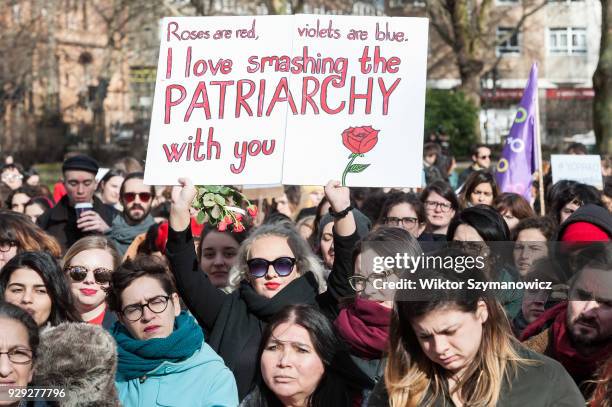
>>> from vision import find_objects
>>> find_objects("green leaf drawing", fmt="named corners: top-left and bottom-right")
top-left (348, 163), bottom-right (370, 173)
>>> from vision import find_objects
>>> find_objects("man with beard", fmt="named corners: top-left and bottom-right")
top-left (521, 245), bottom-right (612, 395)
top-left (107, 172), bottom-right (156, 256)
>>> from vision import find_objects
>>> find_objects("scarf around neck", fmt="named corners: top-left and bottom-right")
top-left (108, 214), bottom-right (155, 253)
top-left (522, 301), bottom-right (612, 382)
top-left (112, 311), bottom-right (204, 380)
top-left (334, 296), bottom-right (392, 360)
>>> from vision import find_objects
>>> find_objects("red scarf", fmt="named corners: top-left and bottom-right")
top-left (334, 297), bottom-right (391, 360)
top-left (522, 301), bottom-right (612, 382)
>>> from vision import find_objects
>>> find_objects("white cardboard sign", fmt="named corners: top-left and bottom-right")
top-left (551, 154), bottom-right (603, 189)
top-left (144, 15), bottom-right (429, 187)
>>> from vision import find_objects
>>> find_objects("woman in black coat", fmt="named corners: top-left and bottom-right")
top-left (167, 178), bottom-right (363, 400)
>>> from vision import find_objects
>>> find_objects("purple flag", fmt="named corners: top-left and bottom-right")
top-left (496, 63), bottom-right (538, 201)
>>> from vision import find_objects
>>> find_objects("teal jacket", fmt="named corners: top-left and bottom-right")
top-left (116, 342), bottom-right (239, 407)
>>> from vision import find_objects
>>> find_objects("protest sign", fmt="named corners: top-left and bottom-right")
top-left (551, 154), bottom-right (603, 189)
top-left (282, 15), bottom-right (428, 187)
top-left (144, 15), bottom-right (428, 187)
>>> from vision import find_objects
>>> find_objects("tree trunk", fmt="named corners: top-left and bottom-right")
top-left (593, 0), bottom-right (612, 154)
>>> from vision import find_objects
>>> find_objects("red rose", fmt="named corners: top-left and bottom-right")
top-left (247, 204), bottom-right (258, 218)
top-left (233, 222), bottom-right (245, 232)
top-left (217, 221), bottom-right (228, 232)
top-left (342, 126), bottom-right (379, 154)
top-left (223, 215), bottom-right (233, 225)
top-left (235, 213), bottom-right (243, 222)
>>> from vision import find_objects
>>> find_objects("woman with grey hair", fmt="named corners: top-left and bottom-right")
top-left (166, 178), bottom-right (360, 401)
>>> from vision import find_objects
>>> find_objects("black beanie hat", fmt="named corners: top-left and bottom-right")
top-left (62, 154), bottom-right (99, 175)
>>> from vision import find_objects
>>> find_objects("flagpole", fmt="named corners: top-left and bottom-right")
top-left (534, 64), bottom-right (545, 216)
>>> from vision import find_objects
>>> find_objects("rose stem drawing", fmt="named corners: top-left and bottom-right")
top-left (341, 126), bottom-right (380, 186)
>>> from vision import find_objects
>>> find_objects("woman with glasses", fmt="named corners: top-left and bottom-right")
top-left (335, 226), bottom-right (421, 404)
top-left (63, 236), bottom-right (122, 327)
top-left (0, 210), bottom-right (61, 269)
top-left (167, 178), bottom-right (355, 400)
top-left (419, 181), bottom-right (459, 241)
top-left (377, 192), bottom-right (426, 238)
top-left (107, 255), bottom-right (238, 407)
top-left (0, 252), bottom-right (81, 328)
top-left (0, 301), bottom-right (39, 407)
top-left (459, 170), bottom-right (499, 209)
top-left (368, 259), bottom-right (584, 407)
top-left (447, 205), bottom-right (522, 319)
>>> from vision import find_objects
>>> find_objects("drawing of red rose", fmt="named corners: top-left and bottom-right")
top-left (342, 126), bottom-right (379, 154)
top-left (340, 126), bottom-right (380, 186)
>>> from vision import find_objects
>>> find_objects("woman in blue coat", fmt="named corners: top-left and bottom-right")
top-left (107, 255), bottom-right (238, 407)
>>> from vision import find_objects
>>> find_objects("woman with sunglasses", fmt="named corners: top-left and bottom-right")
top-left (0, 252), bottom-right (81, 328)
top-left (63, 236), bottom-right (122, 327)
top-left (0, 301), bottom-right (40, 407)
top-left (167, 178), bottom-right (357, 400)
top-left (107, 255), bottom-right (238, 407)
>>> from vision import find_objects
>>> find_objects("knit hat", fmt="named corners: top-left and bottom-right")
top-left (62, 154), bottom-right (99, 175)
top-left (561, 221), bottom-right (610, 242)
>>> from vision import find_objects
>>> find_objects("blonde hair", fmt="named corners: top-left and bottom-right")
top-left (227, 222), bottom-right (326, 293)
top-left (385, 298), bottom-right (534, 407)
top-left (62, 235), bottom-right (122, 270)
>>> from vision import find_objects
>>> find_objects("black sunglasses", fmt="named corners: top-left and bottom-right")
top-left (246, 257), bottom-right (296, 278)
top-left (64, 265), bottom-right (112, 285)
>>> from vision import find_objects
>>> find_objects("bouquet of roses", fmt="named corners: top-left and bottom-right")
top-left (192, 185), bottom-right (258, 232)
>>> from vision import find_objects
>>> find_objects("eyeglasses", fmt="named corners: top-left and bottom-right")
top-left (64, 265), bottom-right (112, 285)
top-left (123, 192), bottom-right (152, 203)
top-left (0, 348), bottom-right (33, 364)
top-left (424, 201), bottom-right (453, 212)
top-left (384, 217), bottom-right (419, 228)
top-left (0, 240), bottom-right (18, 253)
top-left (478, 155), bottom-right (491, 160)
top-left (1, 173), bottom-right (23, 181)
top-left (246, 257), bottom-right (296, 278)
top-left (121, 295), bottom-right (170, 322)
top-left (349, 270), bottom-right (393, 293)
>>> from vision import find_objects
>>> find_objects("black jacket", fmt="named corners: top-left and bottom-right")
top-left (367, 347), bottom-right (585, 407)
top-left (166, 225), bottom-right (357, 400)
top-left (37, 195), bottom-right (118, 252)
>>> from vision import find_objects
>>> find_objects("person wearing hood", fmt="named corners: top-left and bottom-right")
top-left (32, 322), bottom-right (120, 407)
top-left (107, 255), bottom-right (238, 407)
top-left (166, 178), bottom-right (363, 400)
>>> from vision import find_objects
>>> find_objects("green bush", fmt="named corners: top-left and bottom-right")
top-left (425, 89), bottom-right (479, 158)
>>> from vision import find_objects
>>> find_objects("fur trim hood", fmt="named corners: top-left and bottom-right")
top-left (33, 322), bottom-right (119, 407)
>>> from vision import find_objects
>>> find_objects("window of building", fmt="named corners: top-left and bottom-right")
top-left (496, 27), bottom-right (521, 55)
top-left (549, 27), bottom-right (587, 55)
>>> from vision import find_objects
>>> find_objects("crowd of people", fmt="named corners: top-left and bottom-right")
top-left (0, 143), bottom-right (610, 407)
